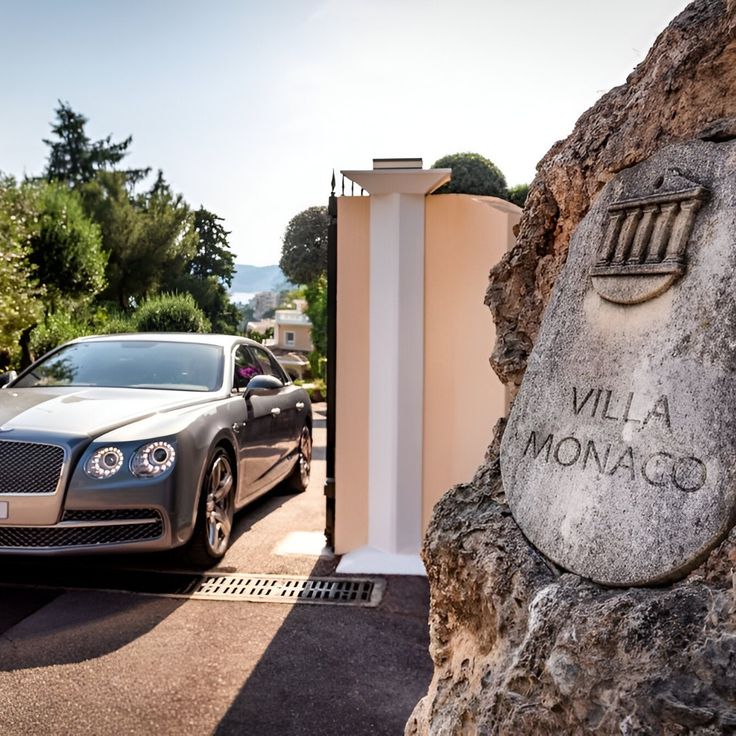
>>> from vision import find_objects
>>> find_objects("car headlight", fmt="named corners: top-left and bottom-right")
top-left (130, 441), bottom-right (176, 477)
top-left (85, 446), bottom-right (125, 479)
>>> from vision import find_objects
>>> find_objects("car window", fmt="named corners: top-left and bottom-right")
top-left (14, 341), bottom-right (224, 392)
top-left (233, 345), bottom-right (262, 389)
top-left (251, 346), bottom-right (286, 382)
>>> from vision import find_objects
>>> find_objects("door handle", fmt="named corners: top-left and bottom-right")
top-left (296, 402), bottom-right (304, 411)
top-left (271, 407), bottom-right (281, 416)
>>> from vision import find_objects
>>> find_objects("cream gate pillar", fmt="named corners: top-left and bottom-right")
top-left (336, 160), bottom-right (450, 575)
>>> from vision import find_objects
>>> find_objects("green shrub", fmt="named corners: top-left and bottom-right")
top-left (508, 183), bottom-right (530, 208)
top-left (29, 312), bottom-right (90, 358)
top-left (308, 350), bottom-right (326, 380)
top-left (294, 378), bottom-right (326, 402)
top-left (307, 378), bottom-right (326, 403)
top-left (97, 314), bottom-right (136, 334)
top-left (134, 292), bottom-right (211, 333)
top-left (431, 152), bottom-right (508, 198)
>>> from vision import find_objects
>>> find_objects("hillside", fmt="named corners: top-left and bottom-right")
top-left (230, 264), bottom-right (289, 293)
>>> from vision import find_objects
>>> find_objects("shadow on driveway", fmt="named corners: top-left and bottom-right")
top-left (214, 574), bottom-right (431, 736)
top-left (0, 585), bottom-right (184, 671)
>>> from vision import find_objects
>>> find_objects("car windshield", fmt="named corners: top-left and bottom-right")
top-left (14, 340), bottom-right (225, 392)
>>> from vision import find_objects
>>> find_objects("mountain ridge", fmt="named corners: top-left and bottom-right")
top-left (230, 264), bottom-right (289, 294)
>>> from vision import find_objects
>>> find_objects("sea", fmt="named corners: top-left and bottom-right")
top-left (230, 291), bottom-right (256, 305)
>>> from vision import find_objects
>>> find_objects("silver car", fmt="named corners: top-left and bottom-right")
top-left (0, 334), bottom-right (313, 566)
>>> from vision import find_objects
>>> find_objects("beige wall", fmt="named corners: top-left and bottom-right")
top-left (276, 323), bottom-right (312, 352)
top-left (422, 195), bottom-right (518, 530)
top-left (334, 193), bottom-right (519, 553)
top-left (334, 196), bottom-right (370, 554)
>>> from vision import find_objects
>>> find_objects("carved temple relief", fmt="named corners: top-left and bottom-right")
top-left (591, 174), bottom-right (709, 305)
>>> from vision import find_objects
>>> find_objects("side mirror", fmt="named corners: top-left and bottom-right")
top-left (245, 374), bottom-right (283, 397)
top-left (0, 371), bottom-right (17, 389)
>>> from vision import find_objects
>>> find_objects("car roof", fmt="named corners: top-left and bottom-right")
top-left (70, 333), bottom-right (263, 350)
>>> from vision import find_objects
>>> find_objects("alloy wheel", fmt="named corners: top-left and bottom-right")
top-left (205, 452), bottom-right (234, 556)
top-left (299, 427), bottom-right (312, 487)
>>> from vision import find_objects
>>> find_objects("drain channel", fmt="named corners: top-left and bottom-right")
top-left (0, 567), bottom-right (385, 608)
top-left (187, 574), bottom-right (384, 607)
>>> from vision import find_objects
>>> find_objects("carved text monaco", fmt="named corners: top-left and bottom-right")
top-left (519, 386), bottom-right (707, 492)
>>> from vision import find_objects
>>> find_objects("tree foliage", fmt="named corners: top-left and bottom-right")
top-left (158, 207), bottom-right (239, 333)
top-left (304, 276), bottom-right (327, 361)
top-left (431, 152), bottom-right (508, 198)
top-left (0, 177), bottom-right (44, 368)
top-left (191, 208), bottom-right (235, 286)
top-left (83, 171), bottom-right (198, 309)
top-left (278, 206), bottom-right (331, 378)
top-left (279, 206), bottom-right (329, 285)
top-left (28, 311), bottom-right (91, 358)
top-left (245, 326), bottom-right (274, 344)
top-left (166, 273), bottom-right (240, 334)
top-left (44, 101), bottom-right (148, 187)
top-left (28, 181), bottom-right (106, 309)
top-left (508, 183), bottom-right (529, 208)
top-left (0, 103), bottom-right (247, 368)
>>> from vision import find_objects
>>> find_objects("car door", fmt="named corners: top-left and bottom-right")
top-left (232, 344), bottom-right (279, 499)
top-left (249, 346), bottom-right (296, 467)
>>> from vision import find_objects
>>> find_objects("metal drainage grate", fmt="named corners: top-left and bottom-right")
top-left (186, 574), bottom-right (384, 607)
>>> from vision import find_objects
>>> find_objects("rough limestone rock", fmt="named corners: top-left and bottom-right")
top-left (487, 0), bottom-right (736, 398)
top-left (409, 1), bottom-right (736, 733)
top-left (407, 426), bottom-right (736, 734)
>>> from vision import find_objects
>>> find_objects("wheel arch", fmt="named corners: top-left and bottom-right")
top-left (188, 430), bottom-right (238, 535)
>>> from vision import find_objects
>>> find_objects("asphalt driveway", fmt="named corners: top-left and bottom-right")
top-left (0, 403), bottom-right (432, 735)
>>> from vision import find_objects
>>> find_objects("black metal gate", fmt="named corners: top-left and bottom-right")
top-left (324, 173), bottom-right (337, 549)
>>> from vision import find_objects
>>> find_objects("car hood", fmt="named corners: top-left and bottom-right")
top-left (0, 386), bottom-right (219, 439)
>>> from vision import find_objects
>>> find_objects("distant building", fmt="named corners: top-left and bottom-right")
top-left (274, 301), bottom-right (313, 352)
top-left (250, 291), bottom-right (280, 320)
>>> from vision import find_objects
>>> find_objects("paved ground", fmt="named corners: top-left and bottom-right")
top-left (0, 404), bottom-right (432, 735)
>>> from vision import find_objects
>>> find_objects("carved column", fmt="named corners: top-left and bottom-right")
top-left (646, 202), bottom-right (680, 263)
top-left (613, 209), bottom-right (643, 263)
top-left (599, 211), bottom-right (626, 264)
top-left (666, 199), bottom-right (704, 263)
top-left (628, 204), bottom-right (659, 263)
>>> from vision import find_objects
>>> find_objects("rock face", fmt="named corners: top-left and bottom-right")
top-left (487, 0), bottom-right (736, 398)
top-left (409, 1), bottom-right (736, 733)
top-left (407, 430), bottom-right (736, 734)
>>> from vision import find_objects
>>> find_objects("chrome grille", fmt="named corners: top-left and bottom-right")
top-left (0, 513), bottom-right (163, 548)
top-left (0, 441), bottom-right (64, 494)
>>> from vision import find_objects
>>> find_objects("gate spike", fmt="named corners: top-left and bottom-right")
top-left (330, 169), bottom-right (336, 197)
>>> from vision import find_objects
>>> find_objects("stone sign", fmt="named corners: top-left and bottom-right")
top-left (500, 140), bottom-right (736, 586)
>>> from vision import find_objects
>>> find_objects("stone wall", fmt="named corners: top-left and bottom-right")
top-left (409, 2), bottom-right (736, 733)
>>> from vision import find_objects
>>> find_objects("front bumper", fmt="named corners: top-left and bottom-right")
top-left (0, 432), bottom-right (203, 555)
top-left (0, 507), bottom-right (173, 555)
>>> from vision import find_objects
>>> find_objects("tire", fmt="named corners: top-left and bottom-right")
top-left (184, 447), bottom-right (235, 568)
top-left (284, 425), bottom-right (312, 493)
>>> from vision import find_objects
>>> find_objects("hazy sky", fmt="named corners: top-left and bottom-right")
top-left (1, 0), bottom-right (690, 265)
